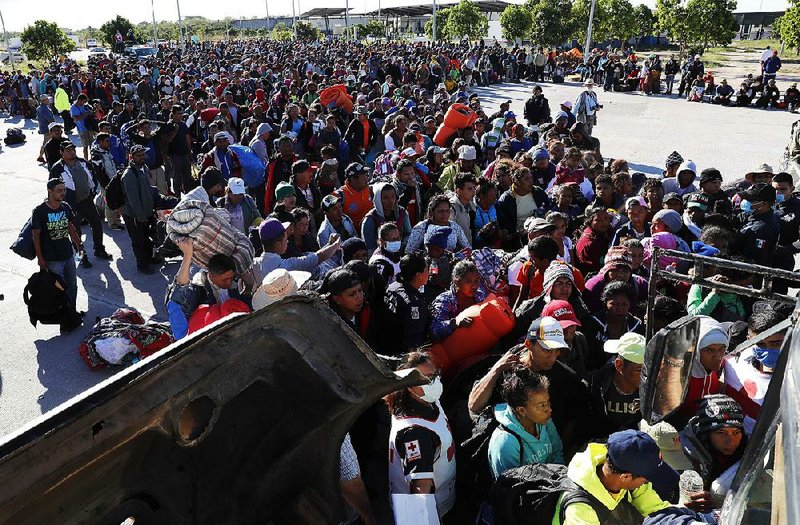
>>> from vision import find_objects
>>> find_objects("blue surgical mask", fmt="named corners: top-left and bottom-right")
top-left (776, 193), bottom-right (786, 204)
top-left (385, 240), bottom-right (402, 253)
top-left (740, 199), bottom-right (753, 214)
top-left (753, 346), bottom-right (780, 369)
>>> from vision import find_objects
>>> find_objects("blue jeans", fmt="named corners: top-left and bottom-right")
top-left (47, 258), bottom-right (77, 309)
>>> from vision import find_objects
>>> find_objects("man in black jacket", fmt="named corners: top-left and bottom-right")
top-left (524, 85), bottom-right (550, 127)
top-left (344, 106), bottom-right (379, 162)
top-left (664, 55), bottom-right (680, 94)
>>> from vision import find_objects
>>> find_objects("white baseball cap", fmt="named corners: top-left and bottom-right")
top-left (227, 177), bottom-right (246, 195)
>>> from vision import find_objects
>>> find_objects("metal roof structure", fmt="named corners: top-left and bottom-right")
top-left (733, 10), bottom-right (784, 25)
top-left (299, 7), bottom-right (350, 18)
top-left (360, 0), bottom-right (511, 17)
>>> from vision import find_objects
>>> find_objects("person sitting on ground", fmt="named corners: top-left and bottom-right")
top-left (550, 429), bottom-right (671, 525)
top-left (166, 240), bottom-right (251, 340)
top-left (488, 367), bottom-right (564, 479)
top-left (712, 79), bottom-right (735, 105)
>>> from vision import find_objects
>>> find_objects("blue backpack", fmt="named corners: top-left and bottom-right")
top-left (229, 144), bottom-right (266, 188)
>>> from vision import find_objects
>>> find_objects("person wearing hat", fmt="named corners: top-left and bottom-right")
top-left (513, 236), bottom-right (586, 309)
top-left (216, 177), bottom-right (261, 235)
top-left (89, 132), bottom-right (125, 230)
top-left (524, 85), bottom-right (550, 127)
top-left (380, 252), bottom-right (433, 355)
top-left (540, 299), bottom-right (590, 375)
top-left (612, 196), bottom-right (651, 246)
top-left (679, 394), bottom-right (748, 511)
top-left (252, 217), bottom-right (340, 283)
top-left (711, 78), bottom-right (735, 105)
top-left (559, 100), bottom-right (577, 127)
top-left (662, 192), bottom-right (684, 213)
top-left (31, 178), bottom-right (84, 329)
top-left (290, 160), bottom-right (322, 229)
top-left (723, 162), bottom-right (774, 198)
top-left (166, 238), bottom-right (252, 340)
top-left (488, 367), bottom-right (564, 480)
top-left (784, 82), bottom-right (800, 111)
top-left (251, 268), bottom-right (311, 311)
top-left (585, 332), bottom-right (646, 436)
top-left (438, 144), bottom-right (482, 192)
top-left (333, 162), bottom-right (374, 232)
top-left (649, 208), bottom-right (691, 249)
top-left (662, 151), bottom-right (684, 180)
top-left (43, 122), bottom-right (66, 170)
top-left (470, 314), bottom-right (591, 455)
top-left (662, 160), bottom-right (697, 197)
top-left (530, 147), bottom-right (555, 188)
top-left (551, 429), bottom-right (672, 524)
top-left (199, 130), bottom-right (242, 186)
top-left (36, 94), bottom-right (56, 163)
top-left (321, 268), bottom-right (370, 338)
top-left (343, 105), bottom-right (379, 163)
top-left (639, 420), bottom-right (693, 488)
top-left (583, 248), bottom-right (648, 315)
top-left (49, 138), bottom-right (113, 268)
top-left (573, 79), bottom-right (601, 134)
top-left (696, 168), bottom-right (732, 215)
top-left (731, 182), bottom-right (778, 267)
top-left (271, 181), bottom-right (297, 222)
top-left (122, 143), bottom-right (160, 273)
top-left (318, 193), bottom-right (357, 247)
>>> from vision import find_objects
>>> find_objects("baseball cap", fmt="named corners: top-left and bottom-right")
top-left (427, 145), bottom-right (447, 155)
top-left (686, 192), bottom-right (709, 211)
top-left (561, 100), bottom-right (573, 109)
top-left (607, 430), bottom-right (678, 482)
top-left (555, 111), bottom-right (569, 121)
top-left (275, 181), bottom-right (296, 200)
top-left (738, 182), bottom-right (776, 203)
top-left (531, 147), bottom-right (550, 161)
top-left (213, 131), bottom-right (230, 142)
top-left (227, 177), bottom-right (246, 195)
top-left (321, 194), bottom-right (340, 211)
top-left (524, 217), bottom-right (556, 234)
top-left (48, 122), bottom-right (63, 130)
top-left (323, 268), bottom-right (362, 295)
top-left (504, 110), bottom-right (516, 119)
top-left (541, 300), bottom-right (581, 328)
top-left (258, 218), bottom-right (290, 241)
top-left (59, 139), bottom-right (76, 150)
top-left (356, 105), bottom-right (368, 115)
top-left (639, 420), bottom-right (693, 471)
top-left (526, 317), bottom-right (569, 350)
top-left (625, 196), bottom-right (647, 210)
top-left (604, 332), bottom-right (646, 364)
top-left (345, 162), bottom-right (369, 179)
top-left (699, 168), bottom-right (722, 185)
top-left (663, 192), bottom-right (682, 204)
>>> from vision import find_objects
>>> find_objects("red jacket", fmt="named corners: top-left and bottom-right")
top-left (264, 153), bottom-right (297, 213)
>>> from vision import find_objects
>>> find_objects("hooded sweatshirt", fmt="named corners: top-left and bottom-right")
top-left (488, 403), bottom-right (564, 479)
top-left (552, 443), bottom-right (669, 525)
top-left (676, 316), bottom-right (726, 421)
top-left (361, 182), bottom-right (411, 252)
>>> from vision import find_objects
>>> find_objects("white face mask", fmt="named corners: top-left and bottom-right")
top-left (419, 376), bottom-right (443, 403)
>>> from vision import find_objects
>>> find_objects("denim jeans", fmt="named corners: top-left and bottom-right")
top-left (47, 258), bottom-right (77, 309)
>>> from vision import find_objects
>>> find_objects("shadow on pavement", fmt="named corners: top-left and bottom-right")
top-left (628, 162), bottom-right (663, 175)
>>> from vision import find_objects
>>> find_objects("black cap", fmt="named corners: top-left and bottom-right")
top-left (738, 182), bottom-right (776, 203)
top-left (663, 192), bottom-right (682, 203)
top-left (59, 140), bottom-right (76, 150)
top-left (47, 177), bottom-right (65, 189)
top-left (345, 162), bottom-right (369, 179)
top-left (322, 268), bottom-right (362, 295)
top-left (699, 168), bottom-right (723, 185)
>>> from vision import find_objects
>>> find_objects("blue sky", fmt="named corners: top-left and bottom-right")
top-left (0, 0), bottom-right (789, 32)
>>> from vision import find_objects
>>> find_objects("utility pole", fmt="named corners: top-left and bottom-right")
top-left (292, 0), bottom-right (297, 37)
top-left (0, 10), bottom-right (9, 62)
top-left (583, 0), bottom-right (596, 64)
top-left (150, 0), bottom-right (159, 47)
top-left (176, 0), bottom-right (184, 45)
top-left (265, 0), bottom-right (271, 31)
top-left (432, 0), bottom-right (437, 42)
top-left (345, 0), bottom-right (350, 40)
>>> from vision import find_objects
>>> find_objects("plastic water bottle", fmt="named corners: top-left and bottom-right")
top-left (679, 470), bottom-right (704, 504)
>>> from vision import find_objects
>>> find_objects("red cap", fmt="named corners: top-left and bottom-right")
top-left (541, 300), bottom-right (581, 328)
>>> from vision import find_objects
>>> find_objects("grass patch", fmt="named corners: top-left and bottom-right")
top-left (725, 39), bottom-right (782, 52)
top-left (700, 50), bottom-right (727, 68)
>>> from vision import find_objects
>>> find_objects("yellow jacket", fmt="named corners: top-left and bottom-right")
top-left (552, 443), bottom-right (670, 525)
top-left (54, 87), bottom-right (70, 113)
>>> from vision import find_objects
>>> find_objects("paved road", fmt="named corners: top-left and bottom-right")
top-left (0, 80), bottom-right (796, 438)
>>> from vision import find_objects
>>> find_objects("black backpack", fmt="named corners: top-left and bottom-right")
top-left (456, 411), bottom-right (524, 512)
top-left (105, 169), bottom-right (125, 211)
top-left (490, 463), bottom-right (611, 525)
top-left (23, 270), bottom-right (79, 327)
top-left (4, 127), bottom-right (25, 145)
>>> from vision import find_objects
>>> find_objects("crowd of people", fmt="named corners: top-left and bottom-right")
top-left (17, 36), bottom-right (792, 524)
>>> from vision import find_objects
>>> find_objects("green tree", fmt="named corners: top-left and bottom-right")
top-left (424, 8), bottom-right (452, 41)
top-left (364, 20), bottom-right (386, 38)
top-left (655, 0), bottom-right (694, 56)
top-left (571, 0), bottom-right (606, 44)
top-left (685, 0), bottom-right (737, 51)
top-left (99, 16), bottom-right (135, 46)
top-left (271, 22), bottom-right (293, 41)
top-left (20, 20), bottom-right (75, 62)
top-left (444, 0), bottom-right (489, 41)
top-left (295, 21), bottom-right (321, 40)
top-left (500, 4), bottom-right (533, 42)
top-left (77, 27), bottom-right (103, 47)
top-left (530, 0), bottom-right (574, 47)
top-left (633, 4), bottom-right (656, 44)
top-left (774, 7), bottom-right (800, 53)
top-left (602, 0), bottom-right (637, 44)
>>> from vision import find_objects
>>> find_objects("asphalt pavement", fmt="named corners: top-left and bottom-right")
top-left (0, 79), bottom-right (797, 439)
